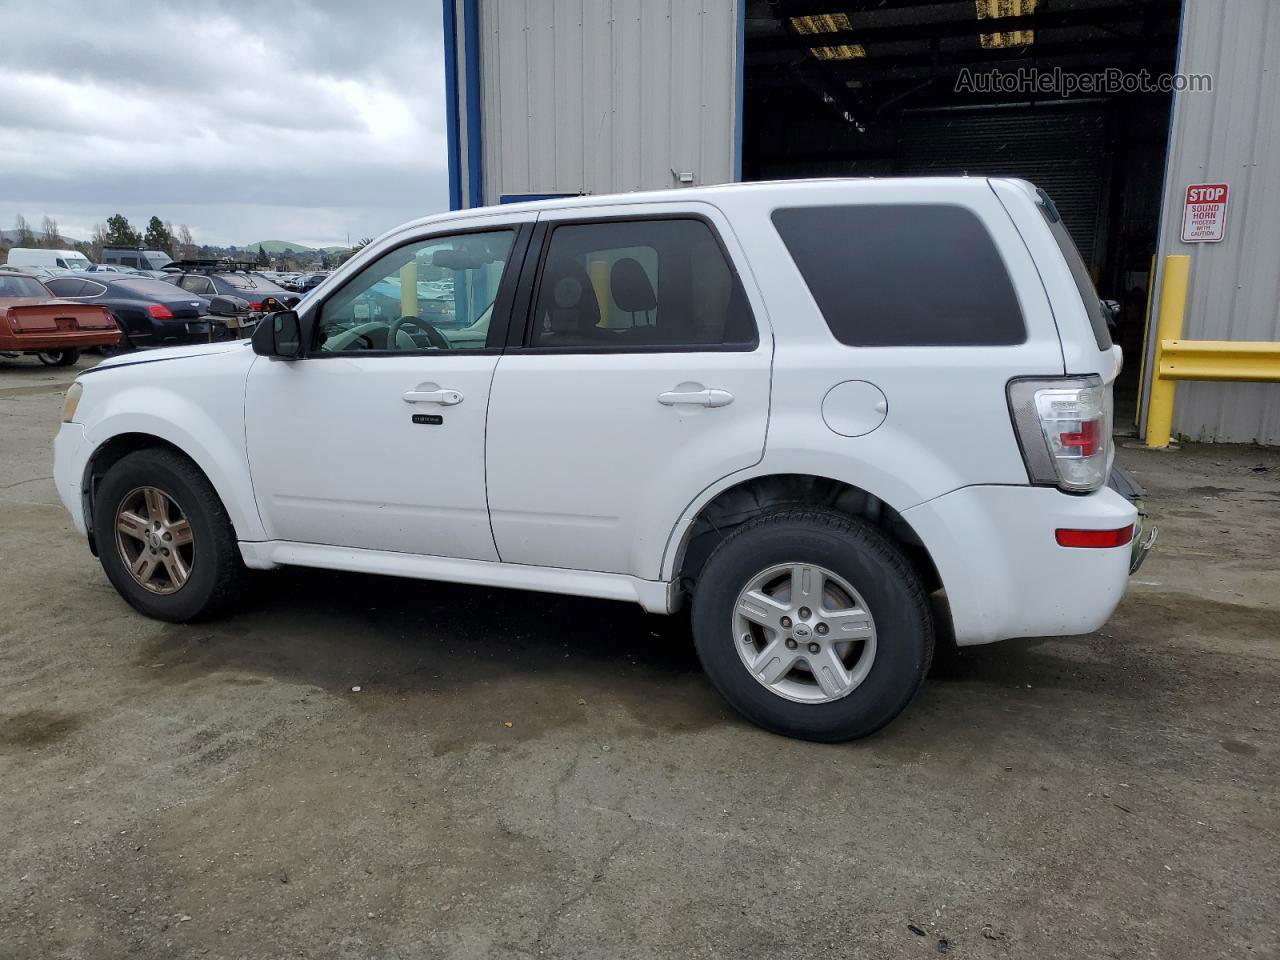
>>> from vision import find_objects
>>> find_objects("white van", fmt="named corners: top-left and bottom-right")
top-left (6, 248), bottom-right (94, 272)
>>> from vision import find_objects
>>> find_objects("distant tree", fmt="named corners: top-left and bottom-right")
top-left (255, 244), bottom-right (270, 267)
top-left (13, 214), bottom-right (35, 246)
top-left (103, 214), bottom-right (141, 247)
top-left (177, 224), bottom-right (196, 259)
top-left (339, 238), bottom-right (372, 265)
top-left (40, 216), bottom-right (60, 248)
top-left (88, 223), bottom-right (109, 261)
top-left (143, 216), bottom-right (175, 255)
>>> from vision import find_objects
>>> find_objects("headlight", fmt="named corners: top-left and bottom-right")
top-left (62, 382), bottom-right (83, 423)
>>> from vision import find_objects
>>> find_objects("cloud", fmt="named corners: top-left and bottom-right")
top-left (0, 0), bottom-right (449, 247)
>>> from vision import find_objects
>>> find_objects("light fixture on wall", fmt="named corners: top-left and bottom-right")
top-left (789, 12), bottom-right (867, 61)
top-left (975, 0), bottom-right (1039, 49)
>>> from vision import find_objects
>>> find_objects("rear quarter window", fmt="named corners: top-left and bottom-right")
top-left (771, 204), bottom-right (1026, 347)
top-left (1036, 190), bottom-right (1112, 351)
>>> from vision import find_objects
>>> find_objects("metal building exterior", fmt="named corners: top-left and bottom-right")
top-left (444, 0), bottom-right (741, 207)
top-left (1140, 0), bottom-right (1280, 445)
top-left (443, 0), bottom-right (1280, 445)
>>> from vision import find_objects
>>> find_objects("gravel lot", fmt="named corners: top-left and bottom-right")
top-left (1, 354), bottom-right (1277, 960)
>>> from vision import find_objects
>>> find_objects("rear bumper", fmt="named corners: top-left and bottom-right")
top-left (904, 485), bottom-right (1138, 646)
top-left (0, 330), bottom-right (120, 351)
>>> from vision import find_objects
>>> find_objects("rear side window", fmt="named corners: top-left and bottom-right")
top-left (527, 218), bottom-right (756, 350)
top-left (772, 204), bottom-right (1025, 347)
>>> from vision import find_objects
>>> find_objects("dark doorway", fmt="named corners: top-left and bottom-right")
top-left (743, 0), bottom-right (1182, 408)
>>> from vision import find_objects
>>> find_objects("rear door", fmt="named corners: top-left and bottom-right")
top-left (485, 202), bottom-right (773, 579)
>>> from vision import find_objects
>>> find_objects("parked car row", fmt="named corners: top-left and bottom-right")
top-left (0, 259), bottom-right (305, 367)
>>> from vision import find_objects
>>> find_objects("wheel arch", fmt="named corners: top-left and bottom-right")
top-left (665, 471), bottom-right (944, 607)
top-left (81, 430), bottom-right (259, 555)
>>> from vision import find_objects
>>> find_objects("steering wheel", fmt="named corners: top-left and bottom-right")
top-left (387, 315), bottom-right (450, 350)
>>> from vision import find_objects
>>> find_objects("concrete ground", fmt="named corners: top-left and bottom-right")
top-left (1, 353), bottom-right (1277, 960)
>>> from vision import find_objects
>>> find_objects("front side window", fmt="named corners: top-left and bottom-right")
top-left (772, 204), bottom-right (1026, 347)
top-left (317, 230), bottom-right (514, 353)
top-left (527, 218), bottom-right (755, 350)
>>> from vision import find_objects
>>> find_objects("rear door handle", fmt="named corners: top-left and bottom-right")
top-left (403, 388), bottom-right (463, 405)
top-left (657, 388), bottom-right (734, 408)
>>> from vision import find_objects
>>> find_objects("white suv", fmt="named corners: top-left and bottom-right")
top-left (54, 178), bottom-right (1151, 741)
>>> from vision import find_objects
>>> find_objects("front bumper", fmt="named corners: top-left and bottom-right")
top-left (903, 484), bottom-right (1139, 646)
top-left (53, 421), bottom-right (91, 536)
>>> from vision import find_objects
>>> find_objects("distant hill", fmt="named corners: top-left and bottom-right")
top-left (0, 228), bottom-right (84, 247)
top-left (247, 240), bottom-right (318, 254)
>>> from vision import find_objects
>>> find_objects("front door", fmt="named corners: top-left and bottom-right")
top-left (485, 204), bottom-right (772, 579)
top-left (245, 221), bottom-right (529, 560)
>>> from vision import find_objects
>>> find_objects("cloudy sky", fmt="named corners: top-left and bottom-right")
top-left (0, 0), bottom-right (448, 248)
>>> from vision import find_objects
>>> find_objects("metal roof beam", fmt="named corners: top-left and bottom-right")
top-left (751, 2), bottom-right (1179, 52)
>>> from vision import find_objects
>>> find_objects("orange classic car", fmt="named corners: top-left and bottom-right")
top-left (0, 270), bottom-right (120, 366)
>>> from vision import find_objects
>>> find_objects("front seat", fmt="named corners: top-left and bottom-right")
top-left (610, 257), bottom-right (658, 340)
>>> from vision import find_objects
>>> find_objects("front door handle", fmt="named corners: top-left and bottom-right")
top-left (657, 387), bottom-right (734, 408)
top-left (403, 388), bottom-right (463, 405)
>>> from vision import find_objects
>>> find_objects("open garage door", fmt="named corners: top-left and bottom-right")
top-left (742, 0), bottom-right (1183, 410)
top-left (896, 105), bottom-right (1108, 265)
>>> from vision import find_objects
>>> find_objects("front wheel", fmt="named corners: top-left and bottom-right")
top-left (691, 508), bottom-right (933, 742)
top-left (92, 448), bottom-right (244, 622)
top-left (37, 349), bottom-right (80, 367)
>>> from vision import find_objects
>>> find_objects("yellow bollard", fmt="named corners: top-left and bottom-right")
top-left (1135, 255), bottom-right (1155, 426)
top-left (1144, 255), bottom-right (1190, 448)
top-left (400, 259), bottom-right (418, 321)
top-left (588, 259), bottom-right (611, 328)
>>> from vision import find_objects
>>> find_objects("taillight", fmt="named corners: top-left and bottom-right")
top-left (248, 301), bottom-right (262, 311)
top-left (1008, 375), bottom-right (1113, 493)
top-left (147, 304), bottom-right (174, 320)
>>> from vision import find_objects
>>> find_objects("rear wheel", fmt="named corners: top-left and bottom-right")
top-left (691, 508), bottom-right (933, 742)
top-left (93, 448), bottom-right (244, 622)
top-left (36, 349), bottom-right (79, 367)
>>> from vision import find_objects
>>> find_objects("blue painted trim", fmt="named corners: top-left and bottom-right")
top-left (500, 193), bottom-right (576, 204)
top-left (734, 0), bottom-right (746, 182)
top-left (462, 0), bottom-right (483, 207)
top-left (442, 0), bottom-right (462, 210)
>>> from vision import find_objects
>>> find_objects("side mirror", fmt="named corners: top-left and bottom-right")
top-left (252, 309), bottom-right (305, 360)
top-left (1101, 299), bottom-right (1121, 332)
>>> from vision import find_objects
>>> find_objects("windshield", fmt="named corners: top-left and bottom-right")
top-left (0, 274), bottom-right (50, 298)
top-left (143, 252), bottom-right (173, 269)
top-left (63, 256), bottom-right (92, 270)
top-left (219, 273), bottom-right (288, 293)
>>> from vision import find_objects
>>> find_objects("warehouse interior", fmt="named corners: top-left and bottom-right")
top-left (743, 0), bottom-right (1183, 394)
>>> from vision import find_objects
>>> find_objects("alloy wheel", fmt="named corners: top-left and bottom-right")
top-left (732, 562), bottom-right (877, 704)
top-left (114, 486), bottom-right (195, 594)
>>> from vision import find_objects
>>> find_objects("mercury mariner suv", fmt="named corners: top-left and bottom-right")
top-left (54, 178), bottom-right (1154, 741)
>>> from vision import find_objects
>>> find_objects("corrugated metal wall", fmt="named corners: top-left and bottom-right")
top-left (1143, 0), bottom-right (1280, 445)
top-left (477, 0), bottom-right (739, 205)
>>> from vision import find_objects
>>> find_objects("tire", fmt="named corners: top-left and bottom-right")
top-left (37, 349), bottom-right (80, 367)
top-left (92, 448), bottom-right (244, 622)
top-left (691, 508), bottom-right (933, 742)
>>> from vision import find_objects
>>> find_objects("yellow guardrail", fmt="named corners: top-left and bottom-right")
top-left (1145, 255), bottom-right (1280, 448)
